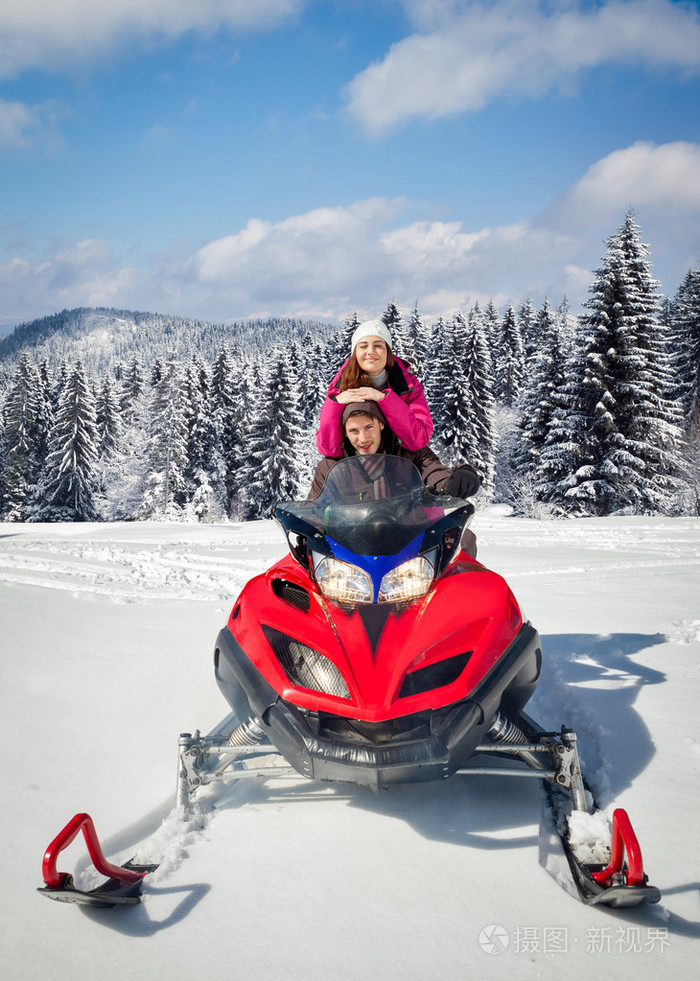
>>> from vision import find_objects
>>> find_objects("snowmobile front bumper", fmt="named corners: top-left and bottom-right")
top-left (214, 621), bottom-right (542, 789)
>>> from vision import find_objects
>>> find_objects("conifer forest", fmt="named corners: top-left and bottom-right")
top-left (1, 212), bottom-right (699, 523)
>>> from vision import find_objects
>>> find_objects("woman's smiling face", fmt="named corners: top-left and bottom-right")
top-left (354, 336), bottom-right (388, 376)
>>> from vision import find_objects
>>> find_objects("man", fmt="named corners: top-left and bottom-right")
top-left (308, 400), bottom-right (480, 499)
top-left (307, 402), bottom-right (480, 557)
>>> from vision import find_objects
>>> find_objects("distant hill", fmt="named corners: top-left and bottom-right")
top-left (0, 307), bottom-right (335, 378)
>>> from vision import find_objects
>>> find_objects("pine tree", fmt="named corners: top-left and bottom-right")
top-left (542, 212), bottom-right (684, 515)
top-left (211, 345), bottom-right (244, 517)
top-left (141, 360), bottom-right (189, 518)
top-left (435, 312), bottom-right (495, 486)
top-left (462, 307), bottom-right (496, 488)
top-left (183, 356), bottom-right (226, 521)
top-left (239, 358), bottom-right (304, 519)
top-left (669, 269), bottom-right (700, 513)
top-left (518, 297), bottom-right (538, 362)
top-left (33, 361), bottom-right (100, 521)
top-left (509, 299), bottom-right (567, 513)
top-left (424, 315), bottom-right (446, 429)
top-left (96, 376), bottom-right (123, 460)
top-left (482, 300), bottom-right (501, 354)
top-left (671, 269), bottom-right (700, 421)
top-left (404, 303), bottom-right (428, 378)
top-left (494, 305), bottom-right (525, 405)
top-left (382, 301), bottom-right (405, 359)
top-left (1, 355), bottom-right (47, 520)
top-left (294, 334), bottom-right (325, 429)
top-left (121, 356), bottom-right (145, 420)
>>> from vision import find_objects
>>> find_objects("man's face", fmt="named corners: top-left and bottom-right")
top-left (345, 413), bottom-right (384, 454)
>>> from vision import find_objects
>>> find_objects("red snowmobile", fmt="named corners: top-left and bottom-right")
top-left (40, 456), bottom-right (660, 908)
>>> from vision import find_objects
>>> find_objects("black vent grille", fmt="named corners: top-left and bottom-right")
top-left (262, 626), bottom-right (350, 699)
top-left (272, 579), bottom-right (311, 612)
top-left (399, 651), bottom-right (471, 699)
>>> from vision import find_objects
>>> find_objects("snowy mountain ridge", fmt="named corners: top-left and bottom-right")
top-left (0, 306), bottom-right (334, 378)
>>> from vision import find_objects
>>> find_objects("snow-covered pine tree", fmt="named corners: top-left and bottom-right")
top-left (36, 359), bottom-right (55, 467)
top-left (211, 345), bottom-right (244, 517)
top-left (669, 268), bottom-right (700, 512)
top-left (494, 304), bottom-right (525, 406)
top-left (293, 333), bottom-right (325, 430)
top-left (517, 297), bottom-right (538, 362)
top-left (283, 342), bottom-right (317, 493)
top-left (322, 315), bottom-right (355, 379)
top-left (344, 311), bottom-right (360, 346)
top-left (96, 376), bottom-right (123, 461)
top-left (556, 296), bottom-right (577, 357)
top-left (423, 315), bottom-right (446, 429)
top-left (238, 357), bottom-right (305, 519)
top-left (1, 354), bottom-right (47, 520)
top-left (121, 355), bottom-right (145, 420)
top-left (435, 312), bottom-right (495, 487)
top-left (382, 301), bottom-right (406, 359)
top-left (542, 211), bottom-right (684, 515)
top-left (508, 299), bottom-right (567, 514)
top-left (482, 300), bottom-right (501, 355)
top-left (150, 358), bottom-right (164, 388)
top-left (671, 269), bottom-right (700, 422)
top-left (32, 360), bottom-right (100, 521)
top-left (462, 307), bottom-right (496, 489)
top-left (183, 356), bottom-right (226, 521)
top-left (141, 360), bottom-right (189, 519)
top-left (403, 303), bottom-right (428, 378)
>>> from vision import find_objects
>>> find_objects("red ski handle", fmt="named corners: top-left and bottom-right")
top-left (591, 808), bottom-right (645, 887)
top-left (42, 812), bottom-right (145, 889)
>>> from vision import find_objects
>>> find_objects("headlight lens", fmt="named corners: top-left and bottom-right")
top-left (314, 555), bottom-right (373, 604)
top-left (378, 556), bottom-right (434, 603)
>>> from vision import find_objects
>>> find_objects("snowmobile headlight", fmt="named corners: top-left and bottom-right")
top-left (378, 556), bottom-right (434, 603)
top-left (314, 555), bottom-right (373, 604)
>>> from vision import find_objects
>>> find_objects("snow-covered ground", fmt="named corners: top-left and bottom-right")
top-left (1, 511), bottom-right (699, 979)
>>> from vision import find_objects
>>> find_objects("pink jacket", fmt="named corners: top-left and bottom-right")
top-left (316, 358), bottom-right (434, 458)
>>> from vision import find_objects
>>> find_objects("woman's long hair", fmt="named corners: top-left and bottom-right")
top-left (338, 345), bottom-right (395, 391)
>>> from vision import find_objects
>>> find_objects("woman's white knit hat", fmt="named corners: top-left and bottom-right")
top-left (351, 318), bottom-right (392, 354)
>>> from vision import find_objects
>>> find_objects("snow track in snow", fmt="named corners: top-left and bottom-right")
top-left (0, 529), bottom-right (277, 601)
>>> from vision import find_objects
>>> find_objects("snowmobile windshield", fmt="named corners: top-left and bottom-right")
top-left (277, 455), bottom-right (469, 557)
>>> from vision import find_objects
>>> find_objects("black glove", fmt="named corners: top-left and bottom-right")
top-left (443, 465), bottom-right (481, 499)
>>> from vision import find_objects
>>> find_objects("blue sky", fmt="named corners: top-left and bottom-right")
top-left (1, 0), bottom-right (699, 334)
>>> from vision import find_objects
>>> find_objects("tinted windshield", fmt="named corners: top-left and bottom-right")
top-left (277, 456), bottom-right (467, 556)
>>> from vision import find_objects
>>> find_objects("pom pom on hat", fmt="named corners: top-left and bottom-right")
top-left (351, 318), bottom-right (392, 354)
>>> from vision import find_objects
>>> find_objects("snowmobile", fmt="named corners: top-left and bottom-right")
top-left (39, 455), bottom-right (660, 909)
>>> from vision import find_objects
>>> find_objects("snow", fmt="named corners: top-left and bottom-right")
top-left (1, 511), bottom-right (699, 979)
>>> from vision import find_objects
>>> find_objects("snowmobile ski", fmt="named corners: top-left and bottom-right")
top-left (38, 812), bottom-right (158, 908)
top-left (545, 791), bottom-right (661, 907)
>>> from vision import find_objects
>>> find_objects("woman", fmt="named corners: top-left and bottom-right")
top-left (316, 318), bottom-right (433, 458)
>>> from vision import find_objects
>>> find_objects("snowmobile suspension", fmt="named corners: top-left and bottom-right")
top-left (455, 712), bottom-right (589, 811)
top-left (177, 717), bottom-right (296, 810)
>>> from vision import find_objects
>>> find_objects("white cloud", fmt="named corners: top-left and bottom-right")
top-left (545, 140), bottom-right (700, 225)
top-left (0, 98), bottom-right (63, 153)
top-left (0, 239), bottom-right (141, 323)
top-left (345, 0), bottom-right (700, 135)
top-left (0, 0), bottom-right (308, 77)
top-left (2, 140), bottom-right (699, 332)
top-left (190, 198), bottom-right (407, 306)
